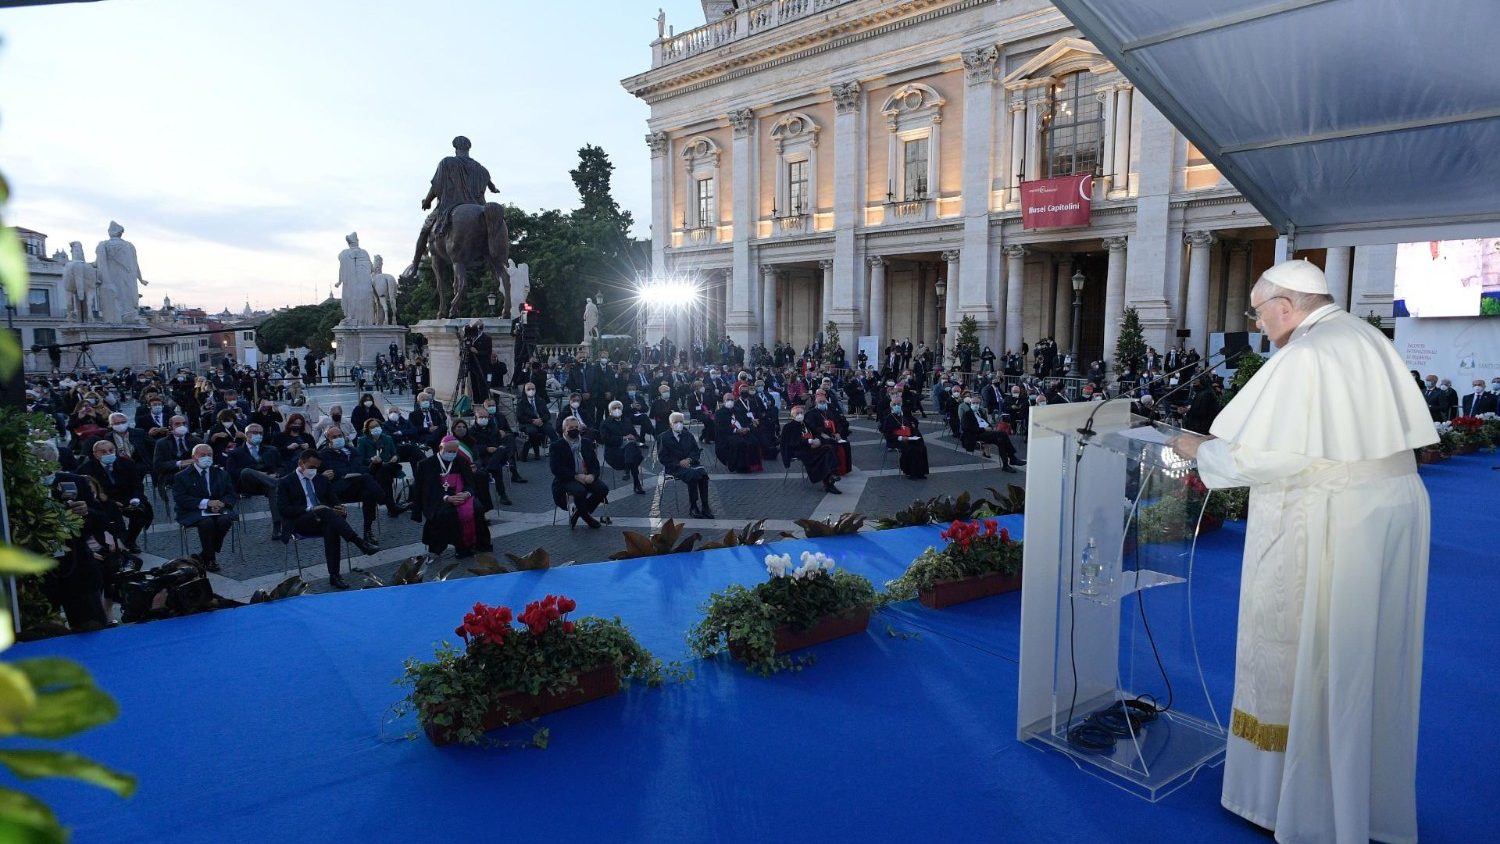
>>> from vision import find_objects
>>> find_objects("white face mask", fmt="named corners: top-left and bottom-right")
top-left (671, 422), bottom-right (684, 433)
top-left (196, 455), bottom-right (214, 469)
top-left (525, 388), bottom-right (535, 396)
top-left (388, 413), bottom-right (401, 422)
top-left (363, 400), bottom-right (373, 407)
top-left (370, 427), bottom-right (383, 438)
top-left (331, 438), bottom-right (346, 449)
top-left (174, 425), bottom-right (189, 436)
top-left (475, 417), bottom-right (488, 426)
top-left (112, 423), bottom-right (129, 433)
top-left (610, 409), bottom-right (622, 418)
top-left (570, 401), bottom-right (580, 409)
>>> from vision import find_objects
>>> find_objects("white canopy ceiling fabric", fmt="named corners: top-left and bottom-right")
top-left (1051, 0), bottom-right (1500, 247)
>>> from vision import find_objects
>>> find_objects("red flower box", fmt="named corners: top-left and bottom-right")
top-left (728, 606), bottom-right (871, 662)
top-left (422, 663), bottom-right (620, 746)
top-left (918, 570), bottom-right (1022, 609)
top-left (1419, 448), bottom-right (1445, 464)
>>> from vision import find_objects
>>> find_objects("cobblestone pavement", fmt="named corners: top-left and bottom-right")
top-left (133, 387), bottom-right (1027, 599)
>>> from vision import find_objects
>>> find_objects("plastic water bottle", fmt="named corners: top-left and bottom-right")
top-left (1078, 538), bottom-right (1101, 597)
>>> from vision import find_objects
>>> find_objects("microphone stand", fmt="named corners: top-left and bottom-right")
top-left (1074, 349), bottom-right (1240, 448)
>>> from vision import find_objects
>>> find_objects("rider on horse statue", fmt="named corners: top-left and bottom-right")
top-left (404, 135), bottom-right (499, 277)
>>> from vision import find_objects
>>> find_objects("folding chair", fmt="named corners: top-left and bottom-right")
top-left (281, 530), bottom-right (353, 580)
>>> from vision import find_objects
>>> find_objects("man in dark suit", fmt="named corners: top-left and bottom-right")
top-left (464, 319), bottom-right (493, 403)
top-left (102, 412), bottom-right (154, 466)
top-left (228, 422), bottom-right (288, 538)
top-left (152, 414), bottom-right (202, 501)
top-left (81, 438), bottom-right (153, 553)
top-left (516, 382), bottom-right (551, 460)
top-left (658, 411), bottom-right (714, 518)
top-left (549, 417), bottom-right (607, 529)
top-left (407, 397), bottom-right (447, 450)
top-left (317, 433), bottom-right (395, 542)
top-left (172, 444), bottom-right (237, 572)
top-left (277, 451), bottom-right (377, 589)
top-left (1463, 378), bottom-right (1500, 416)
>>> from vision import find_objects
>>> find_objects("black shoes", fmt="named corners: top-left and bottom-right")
top-left (824, 481), bottom-right (842, 494)
top-left (329, 574), bottom-right (350, 590)
top-left (1001, 465), bottom-right (1018, 474)
top-left (387, 504), bottom-right (410, 518)
top-left (568, 507), bottom-right (580, 529)
top-left (1012, 457), bottom-right (1027, 466)
top-left (201, 557), bottom-right (221, 573)
top-left (355, 537), bottom-right (380, 556)
top-left (633, 485), bottom-right (646, 495)
top-left (499, 495), bottom-right (513, 506)
top-left (581, 512), bottom-right (602, 529)
top-left (511, 472), bottom-right (527, 483)
top-left (700, 508), bottom-right (715, 519)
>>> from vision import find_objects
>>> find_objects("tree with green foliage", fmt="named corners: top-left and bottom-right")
top-left (953, 314), bottom-right (980, 370)
top-left (821, 320), bottom-right (840, 365)
top-left (1223, 349), bottom-right (1266, 406)
top-left (1114, 306), bottom-right (1146, 375)
top-left (255, 301), bottom-right (343, 356)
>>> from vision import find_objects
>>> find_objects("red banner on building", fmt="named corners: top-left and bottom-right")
top-left (1020, 174), bottom-right (1093, 229)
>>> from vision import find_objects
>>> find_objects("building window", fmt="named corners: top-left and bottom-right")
top-left (787, 160), bottom-right (808, 215)
top-left (695, 178), bottom-right (715, 227)
top-left (1043, 71), bottom-right (1103, 178)
top-left (27, 288), bottom-right (50, 317)
top-left (903, 138), bottom-right (929, 199)
top-left (243, 331), bottom-right (254, 341)
top-left (32, 328), bottom-right (56, 347)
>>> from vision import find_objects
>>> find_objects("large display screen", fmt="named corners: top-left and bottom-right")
top-left (1393, 238), bottom-right (1500, 318)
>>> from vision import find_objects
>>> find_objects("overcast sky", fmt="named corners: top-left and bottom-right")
top-left (0, 0), bottom-right (707, 312)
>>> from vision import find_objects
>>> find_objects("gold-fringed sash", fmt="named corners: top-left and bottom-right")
top-left (1231, 707), bottom-right (1289, 753)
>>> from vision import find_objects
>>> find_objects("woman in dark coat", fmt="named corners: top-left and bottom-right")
top-left (879, 399), bottom-right (929, 480)
top-left (598, 400), bottom-right (647, 494)
top-left (416, 435), bottom-right (492, 558)
top-left (350, 392), bottom-right (381, 435)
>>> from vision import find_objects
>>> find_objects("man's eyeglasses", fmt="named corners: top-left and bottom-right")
top-left (1245, 295), bottom-right (1289, 322)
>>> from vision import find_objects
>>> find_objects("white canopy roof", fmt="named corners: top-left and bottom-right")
top-left (1052, 0), bottom-right (1500, 248)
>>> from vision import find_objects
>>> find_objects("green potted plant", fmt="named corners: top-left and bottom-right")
top-left (398, 595), bottom-right (667, 746)
top-left (688, 552), bottom-right (876, 675)
top-left (1450, 416), bottom-right (1488, 454)
top-left (885, 519), bottom-right (1024, 609)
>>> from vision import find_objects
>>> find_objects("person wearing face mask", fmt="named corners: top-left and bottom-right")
top-left (467, 405), bottom-right (526, 506)
top-left (658, 412), bottom-right (714, 517)
top-left (250, 400), bottom-right (284, 433)
top-left (959, 391), bottom-right (1023, 472)
top-left (82, 438), bottom-right (153, 553)
top-left (206, 408), bottom-right (244, 459)
top-left (171, 444), bottom-right (237, 572)
top-left (1461, 378), bottom-right (1498, 416)
top-left (1004, 386), bottom-right (1031, 437)
top-left (803, 389), bottom-right (852, 475)
top-left (555, 392), bottom-right (587, 439)
top-left (104, 412), bottom-right (151, 463)
top-left (318, 425), bottom-right (403, 542)
top-left (651, 382), bottom-right (678, 434)
top-left (314, 405), bottom-right (347, 446)
top-left (516, 382), bottom-right (551, 461)
top-left (355, 417), bottom-right (407, 515)
top-left (351, 392), bottom-right (381, 433)
top-left (780, 403), bottom-right (841, 493)
top-left (152, 414), bottom-right (204, 501)
top-left (407, 393), bottom-right (448, 450)
top-left (277, 451), bottom-right (378, 589)
top-left (713, 391), bottom-right (759, 473)
top-left (135, 393), bottom-right (173, 434)
top-left (274, 413), bottom-right (317, 471)
top-left (879, 398), bottom-right (929, 480)
top-left (549, 417), bottom-right (608, 528)
top-left (739, 385), bottom-right (780, 464)
top-left (599, 400), bottom-right (647, 495)
top-left (228, 422), bottom-right (287, 539)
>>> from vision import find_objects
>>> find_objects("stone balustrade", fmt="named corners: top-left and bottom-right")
top-left (653, 0), bottom-right (853, 67)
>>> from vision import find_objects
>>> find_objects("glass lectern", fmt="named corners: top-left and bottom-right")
top-left (1016, 402), bottom-right (1227, 802)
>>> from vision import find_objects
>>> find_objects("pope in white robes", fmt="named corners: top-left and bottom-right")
top-left (1172, 259), bottom-right (1437, 844)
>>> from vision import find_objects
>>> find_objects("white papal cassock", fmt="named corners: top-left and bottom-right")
top-left (1196, 304), bottom-right (1437, 844)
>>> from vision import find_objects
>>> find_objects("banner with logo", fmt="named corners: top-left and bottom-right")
top-left (1020, 174), bottom-right (1093, 229)
top-left (1395, 316), bottom-right (1500, 384)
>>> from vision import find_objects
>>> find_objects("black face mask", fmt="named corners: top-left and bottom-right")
top-left (566, 430), bottom-right (580, 441)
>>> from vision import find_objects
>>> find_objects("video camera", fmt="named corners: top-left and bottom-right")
top-left (116, 559), bottom-right (216, 623)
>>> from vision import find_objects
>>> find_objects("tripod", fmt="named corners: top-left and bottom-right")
top-left (73, 343), bottom-right (100, 374)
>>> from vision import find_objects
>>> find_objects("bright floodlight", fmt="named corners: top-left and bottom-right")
top-left (638, 279), bottom-right (700, 309)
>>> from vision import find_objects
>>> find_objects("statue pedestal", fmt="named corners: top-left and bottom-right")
top-left (411, 318), bottom-right (516, 408)
top-left (60, 324), bottom-right (151, 374)
top-left (331, 324), bottom-right (409, 369)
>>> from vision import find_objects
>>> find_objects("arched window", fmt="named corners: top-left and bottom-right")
top-left (1043, 71), bottom-right (1103, 177)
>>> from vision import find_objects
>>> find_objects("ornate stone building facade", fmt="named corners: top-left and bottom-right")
top-left (623, 0), bottom-right (1395, 365)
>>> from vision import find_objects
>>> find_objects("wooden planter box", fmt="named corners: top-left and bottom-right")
top-left (422, 663), bottom-right (620, 746)
top-left (1419, 448), bottom-right (1446, 464)
top-left (919, 570), bottom-right (1022, 609)
top-left (1457, 443), bottom-right (1480, 455)
top-left (729, 606), bottom-right (871, 662)
top-left (1199, 514), bottom-right (1224, 534)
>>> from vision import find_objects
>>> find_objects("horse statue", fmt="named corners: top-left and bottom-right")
top-left (426, 202), bottom-right (511, 320)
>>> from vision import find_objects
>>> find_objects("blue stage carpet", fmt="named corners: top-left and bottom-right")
top-left (15, 455), bottom-right (1498, 842)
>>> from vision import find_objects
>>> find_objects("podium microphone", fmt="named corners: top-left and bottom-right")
top-left (1075, 348), bottom-right (1241, 444)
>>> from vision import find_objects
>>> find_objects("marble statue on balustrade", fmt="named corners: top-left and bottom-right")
top-left (336, 232), bottom-right (380, 326)
top-left (509, 260), bottom-right (530, 312)
top-left (93, 221), bottom-right (148, 323)
top-left (582, 296), bottom-right (600, 344)
top-left (63, 241), bottom-right (100, 322)
top-left (371, 255), bottom-right (398, 326)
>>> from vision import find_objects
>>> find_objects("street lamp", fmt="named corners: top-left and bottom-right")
top-left (1068, 270), bottom-right (1086, 378)
top-left (934, 277), bottom-right (947, 363)
top-left (487, 293), bottom-right (497, 315)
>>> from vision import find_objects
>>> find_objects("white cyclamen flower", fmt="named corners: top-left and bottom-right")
top-left (765, 553), bottom-right (792, 578)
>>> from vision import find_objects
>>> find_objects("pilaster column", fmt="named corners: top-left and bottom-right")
top-left (1110, 85), bottom-right (1133, 196)
top-left (1101, 236), bottom-right (1128, 369)
top-left (1185, 230), bottom-right (1216, 355)
top-left (941, 250), bottom-right (961, 359)
top-left (1225, 241), bottom-right (1251, 332)
top-left (1324, 246), bottom-right (1352, 311)
top-left (728, 109), bottom-right (757, 348)
top-left (1053, 261), bottom-right (1073, 352)
top-left (1002, 245), bottom-right (1027, 354)
top-left (819, 259), bottom-right (835, 339)
top-left (832, 81), bottom-right (863, 340)
top-left (959, 46), bottom-right (998, 342)
top-left (867, 256), bottom-right (887, 345)
top-left (1023, 84), bottom-right (1046, 181)
top-left (646, 132), bottom-right (670, 272)
top-left (760, 265), bottom-right (778, 347)
top-left (1007, 96), bottom-right (1026, 207)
